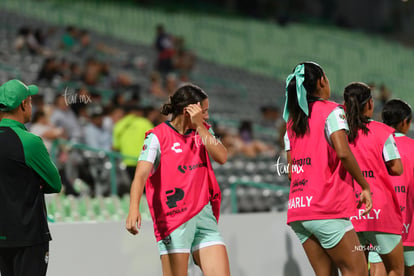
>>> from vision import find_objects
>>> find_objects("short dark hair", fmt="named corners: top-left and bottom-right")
top-left (382, 99), bottom-right (412, 128)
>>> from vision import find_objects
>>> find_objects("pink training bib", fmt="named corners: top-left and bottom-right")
top-left (286, 100), bottom-right (354, 224)
top-left (145, 122), bottom-right (221, 241)
top-left (392, 135), bottom-right (414, 244)
top-left (349, 121), bottom-right (402, 235)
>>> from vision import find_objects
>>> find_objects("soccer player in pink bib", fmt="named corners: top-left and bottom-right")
top-left (284, 62), bottom-right (372, 275)
top-left (369, 99), bottom-right (414, 276)
top-left (344, 83), bottom-right (404, 276)
top-left (126, 84), bottom-right (230, 276)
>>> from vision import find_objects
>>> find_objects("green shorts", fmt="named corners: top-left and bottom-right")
top-left (289, 218), bottom-right (354, 249)
top-left (357, 232), bottom-right (401, 255)
top-left (404, 246), bottom-right (414, 267)
top-left (369, 245), bottom-right (414, 267)
top-left (157, 203), bottom-right (225, 255)
top-left (368, 251), bottom-right (382, 263)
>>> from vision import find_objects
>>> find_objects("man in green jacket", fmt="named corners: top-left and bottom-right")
top-left (0, 79), bottom-right (62, 276)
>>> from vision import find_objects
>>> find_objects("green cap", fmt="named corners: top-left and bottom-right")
top-left (0, 79), bottom-right (38, 111)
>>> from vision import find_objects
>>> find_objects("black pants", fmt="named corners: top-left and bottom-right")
top-left (0, 242), bottom-right (49, 276)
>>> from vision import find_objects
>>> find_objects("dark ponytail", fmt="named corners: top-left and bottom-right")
top-left (287, 61), bottom-right (325, 137)
top-left (161, 84), bottom-right (208, 120)
top-left (382, 99), bottom-right (412, 129)
top-left (160, 103), bottom-right (174, 115)
top-left (343, 82), bottom-right (372, 142)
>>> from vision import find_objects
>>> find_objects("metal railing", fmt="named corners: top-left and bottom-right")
top-left (50, 139), bottom-right (137, 195)
top-left (230, 180), bottom-right (289, 213)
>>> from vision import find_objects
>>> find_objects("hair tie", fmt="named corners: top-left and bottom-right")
top-left (283, 64), bottom-right (308, 122)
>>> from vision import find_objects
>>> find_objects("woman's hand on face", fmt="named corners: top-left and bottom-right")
top-left (185, 102), bottom-right (204, 127)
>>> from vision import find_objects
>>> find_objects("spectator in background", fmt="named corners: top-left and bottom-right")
top-left (69, 87), bottom-right (92, 117)
top-left (218, 128), bottom-right (245, 158)
top-left (369, 82), bottom-right (392, 121)
top-left (50, 95), bottom-right (83, 143)
top-left (69, 62), bottom-right (83, 82)
top-left (77, 29), bottom-right (118, 58)
top-left (26, 28), bottom-right (53, 56)
top-left (165, 72), bottom-right (178, 96)
top-left (59, 58), bottom-right (72, 81)
top-left (34, 28), bottom-right (47, 47)
top-left (102, 105), bottom-right (125, 137)
top-left (50, 94), bottom-right (98, 196)
top-left (37, 57), bottom-right (62, 83)
top-left (25, 28), bottom-right (42, 55)
top-left (172, 36), bottom-right (196, 75)
top-left (143, 105), bottom-right (165, 126)
top-left (60, 25), bottom-right (78, 51)
top-left (113, 104), bottom-right (153, 184)
top-left (14, 26), bottom-right (52, 56)
top-left (84, 106), bottom-right (112, 151)
top-left (31, 94), bottom-right (46, 118)
top-left (154, 24), bottom-right (175, 75)
top-left (82, 105), bottom-right (114, 197)
top-left (110, 72), bottom-right (135, 91)
top-left (379, 84), bottom-right (392, 106)
top-left (30, 109), bottom-right (79, 197)
top-left (238, 120), bottom-right (255, 143)
top-left (111, 92), bottom-right (126, 107)
top-left (77, 29), bottom-right (94, 58)
top-left (217, 121), bottom-right (276, 159)
top-left (149, 71), bottom-right (168, 99)
top-left (259, 105), bottom-right (285, 147)
top-left (178, 72), bottom-right (191, 86)
top-left (14, 26), bottom-right (29, 52)
top-left (30, 109), bottom-right (66, 152)
top-left (82, 57), bottom-right (103, 86)
top-left (123, 85), bottom-right (142, 107)
top-left (259, 105), bottom-right (281, 128)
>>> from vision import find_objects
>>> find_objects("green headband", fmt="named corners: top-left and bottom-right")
top-left (283, 64), bottom-right (309, 122)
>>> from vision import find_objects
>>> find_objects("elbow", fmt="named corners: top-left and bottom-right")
top-left (212, 147), bottom-right (228, 164)
top-left (336, 151), bottom-right (350, 162)
top-left (389, 166), bottom-right (403, 176)
top-left (387, 160), bottom-right (403, 176)
top-left (51, 183), bottom-right (62, 194)
top-left (43, 184), bottom-right (62, 194)
top-left (215, 155), bottom-right (227, 165)
top-left (213, 152), bottom-right (228, 165)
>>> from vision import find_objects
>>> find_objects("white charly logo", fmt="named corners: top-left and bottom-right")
top-left (171, 142), bottom-right (182, 153)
